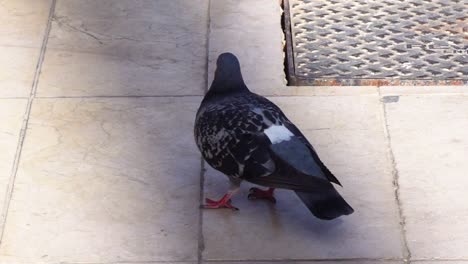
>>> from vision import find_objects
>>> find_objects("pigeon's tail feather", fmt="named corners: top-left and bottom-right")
top-left (295, 185), bottom-right (354, 220)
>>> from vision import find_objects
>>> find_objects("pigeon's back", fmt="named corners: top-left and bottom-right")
top-left (195, 93), bottom-right (273, 178)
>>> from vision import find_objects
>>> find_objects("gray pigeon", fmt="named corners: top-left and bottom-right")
top-left (194, 53), bottom-right (354, 220)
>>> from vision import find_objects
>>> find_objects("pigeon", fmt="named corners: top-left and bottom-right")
top-left (194, 52), bottom-right (354, 220)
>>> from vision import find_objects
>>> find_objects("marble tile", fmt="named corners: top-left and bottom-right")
top-left (0, 99), bottom-right (27, 221)
top-left (208, 0), bottom-right (287, 96)
top-left (0, 46), bottom-right (40, 97)
top-left (203, 259), bottom-right (404, 264)
top-left (385, 95), bottom-right (468, 259)
top-left (381, 86), bottom-right (468, 96)
top-left (203, 96), bottom-right (403, 260)
top-left (0, 261), bottom-right (195, 264)
top-left (37, 0), bottom-right (208, 97)
top-left (412, 260), bottom-right (468, 264)
top-left (0, 97), bottom-right (202, 263)
top-left (0, 0), bottom-right (51, 97)
top-left (0, 0), bottom-right (52, 47)
top-left (291, 86), bottom-right (378, 97)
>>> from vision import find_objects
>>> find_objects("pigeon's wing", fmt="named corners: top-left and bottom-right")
top-left (237, 111), bottom-right (337, 191)
top-left (249, 94), bottom-right (342, 186)
top-left (281, 119), bottom-right (342, 186)
top-left (236, 132), bottom-right (277, 178)
top-left (196, 93), bottom-right (340, 188)
top-left (245, 137), bottom-right (333, 192)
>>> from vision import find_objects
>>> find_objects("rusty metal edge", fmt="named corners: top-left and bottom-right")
top-left (282, 0), bottom-right (297, 86)
top-left (294, 77), bottom-right (468, 86)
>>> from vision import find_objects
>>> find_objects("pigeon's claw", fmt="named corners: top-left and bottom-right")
top-left (202, 195), bottom-right (239, 210)
top-left (248, 187), bottom-right (276, 203)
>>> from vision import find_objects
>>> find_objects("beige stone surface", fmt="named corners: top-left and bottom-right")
top-left (0, 261), bottom-right (195, 264)
top-left (0, 46), bottom-right (40, 97)
top-left (385, 95), bottom-right (468, 259)
top-left (204, 259), bottom-right (402, 264)
top-left (415, 262), bottom-right (468, 264)
top-left (0, 97), bottom-right (202, 263)
top-left (203, 96), bottom-right (403, 260)
top-left (0, 0), bottom-right (51, 97)
top-left (208, 0), bottom-right (286, 96)
top-left (414, 260), bottom-right (468, 264)
top-left (2, 0), bottom-right (468, 262)
top-left (290, 86), bottom-right (378, 97)
top-left (0, 0), bottom-right (51, 47)
top-left (37, 0), bottom-right (208, 97)
top-left (0, 99), bottom-right (27, 219)
top-left (381, 86), bottom-right (468, 96)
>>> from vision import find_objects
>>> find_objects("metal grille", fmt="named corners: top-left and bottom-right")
top-left (286, 0), bottom-right (468, 85)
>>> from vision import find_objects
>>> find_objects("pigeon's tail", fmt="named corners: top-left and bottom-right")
top-left (295, 184), bottom-right (354, 220)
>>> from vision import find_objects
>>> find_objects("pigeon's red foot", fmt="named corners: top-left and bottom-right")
top-left (202, 194), bottom-right (239, 210)
top-left (248, 187), bottom-right (276, 203)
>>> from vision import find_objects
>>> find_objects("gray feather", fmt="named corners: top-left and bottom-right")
top-left (270, 137), bottom-right (326, 180)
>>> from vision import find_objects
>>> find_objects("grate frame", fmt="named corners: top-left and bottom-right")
top-left (284, 0), bottom-right (468, 86)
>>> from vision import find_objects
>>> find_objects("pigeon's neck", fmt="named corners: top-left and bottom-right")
top-left (205, 77), bottom-right (249, 99)
top-left (212, 77), bottom-right (247, 92)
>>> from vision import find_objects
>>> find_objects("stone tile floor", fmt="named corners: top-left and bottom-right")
top-left (0, 0), bottom-right (467, 264)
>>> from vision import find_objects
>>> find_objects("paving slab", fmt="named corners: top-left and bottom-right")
top-left (381, 86), bottom-right (468, 96)
top-left (202, 95), bottom-right (403, 260)
top-left (36, 0), bottom-right (208, 97)
top-left (203, 259), bottom-right (402, 264)
top-left (0, 0), bottom-right (52, 47)
top-left (0, 262), bottom-right (195, 264)
top-left (0, 0), bottom-right (51, 97)
top-left (0, 97), bottom-right (202, 263)
top-left (0, 46), bottom-right (40, 97)
top-left (0, 261), bottom-right (195, 264)
top-left (289, 86), bottom-right (378, 97)
top-left (208, 0), bottom-right (286, 96)
top-left (412, 260), bottom-right (468, 264)
top-left (0, 99), bottom-right (27, 222)
top-left (385, 95), bottom-right (468, 259)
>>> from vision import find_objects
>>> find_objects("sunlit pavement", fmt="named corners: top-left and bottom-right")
top-left (0, 1), bottom-right (467, 264)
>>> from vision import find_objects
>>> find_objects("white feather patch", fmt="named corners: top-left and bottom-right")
top-left (264, 125), bottom-right (294, 144)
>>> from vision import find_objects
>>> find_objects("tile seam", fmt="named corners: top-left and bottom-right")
top-left (198, 0), bottom-right (211, 264)
top-left (0, 0), bottom-right (57, 244)
top-left (378, 90), bottom-right (412, 264)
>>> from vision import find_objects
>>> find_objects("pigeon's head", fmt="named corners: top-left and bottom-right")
top-left (216, 52), bottom-right (241, 74)
top-left (209, 53), bottom-right (248, 95)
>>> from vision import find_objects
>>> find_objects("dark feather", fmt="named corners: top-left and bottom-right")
top-left (296, 189), bottom-right (354, 220)
top-left (194, 52), bottom-right (353, 219)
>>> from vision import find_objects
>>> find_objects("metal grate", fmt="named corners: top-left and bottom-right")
top-left (285, 0), bottom-right (468, 86)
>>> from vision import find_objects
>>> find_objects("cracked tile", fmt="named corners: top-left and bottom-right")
top-left (385, 95), bottom-right (468, 259)
top-left (203, 96), bottom-right (403, 260)
top-left (0, 97), bottom-right (202, 263)
top-left (37, 0), bottom-right (208, 97)
top-left (0, 99), bottom-right (27, 222)
top-left (0, 0), bottom-right (52, 46)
